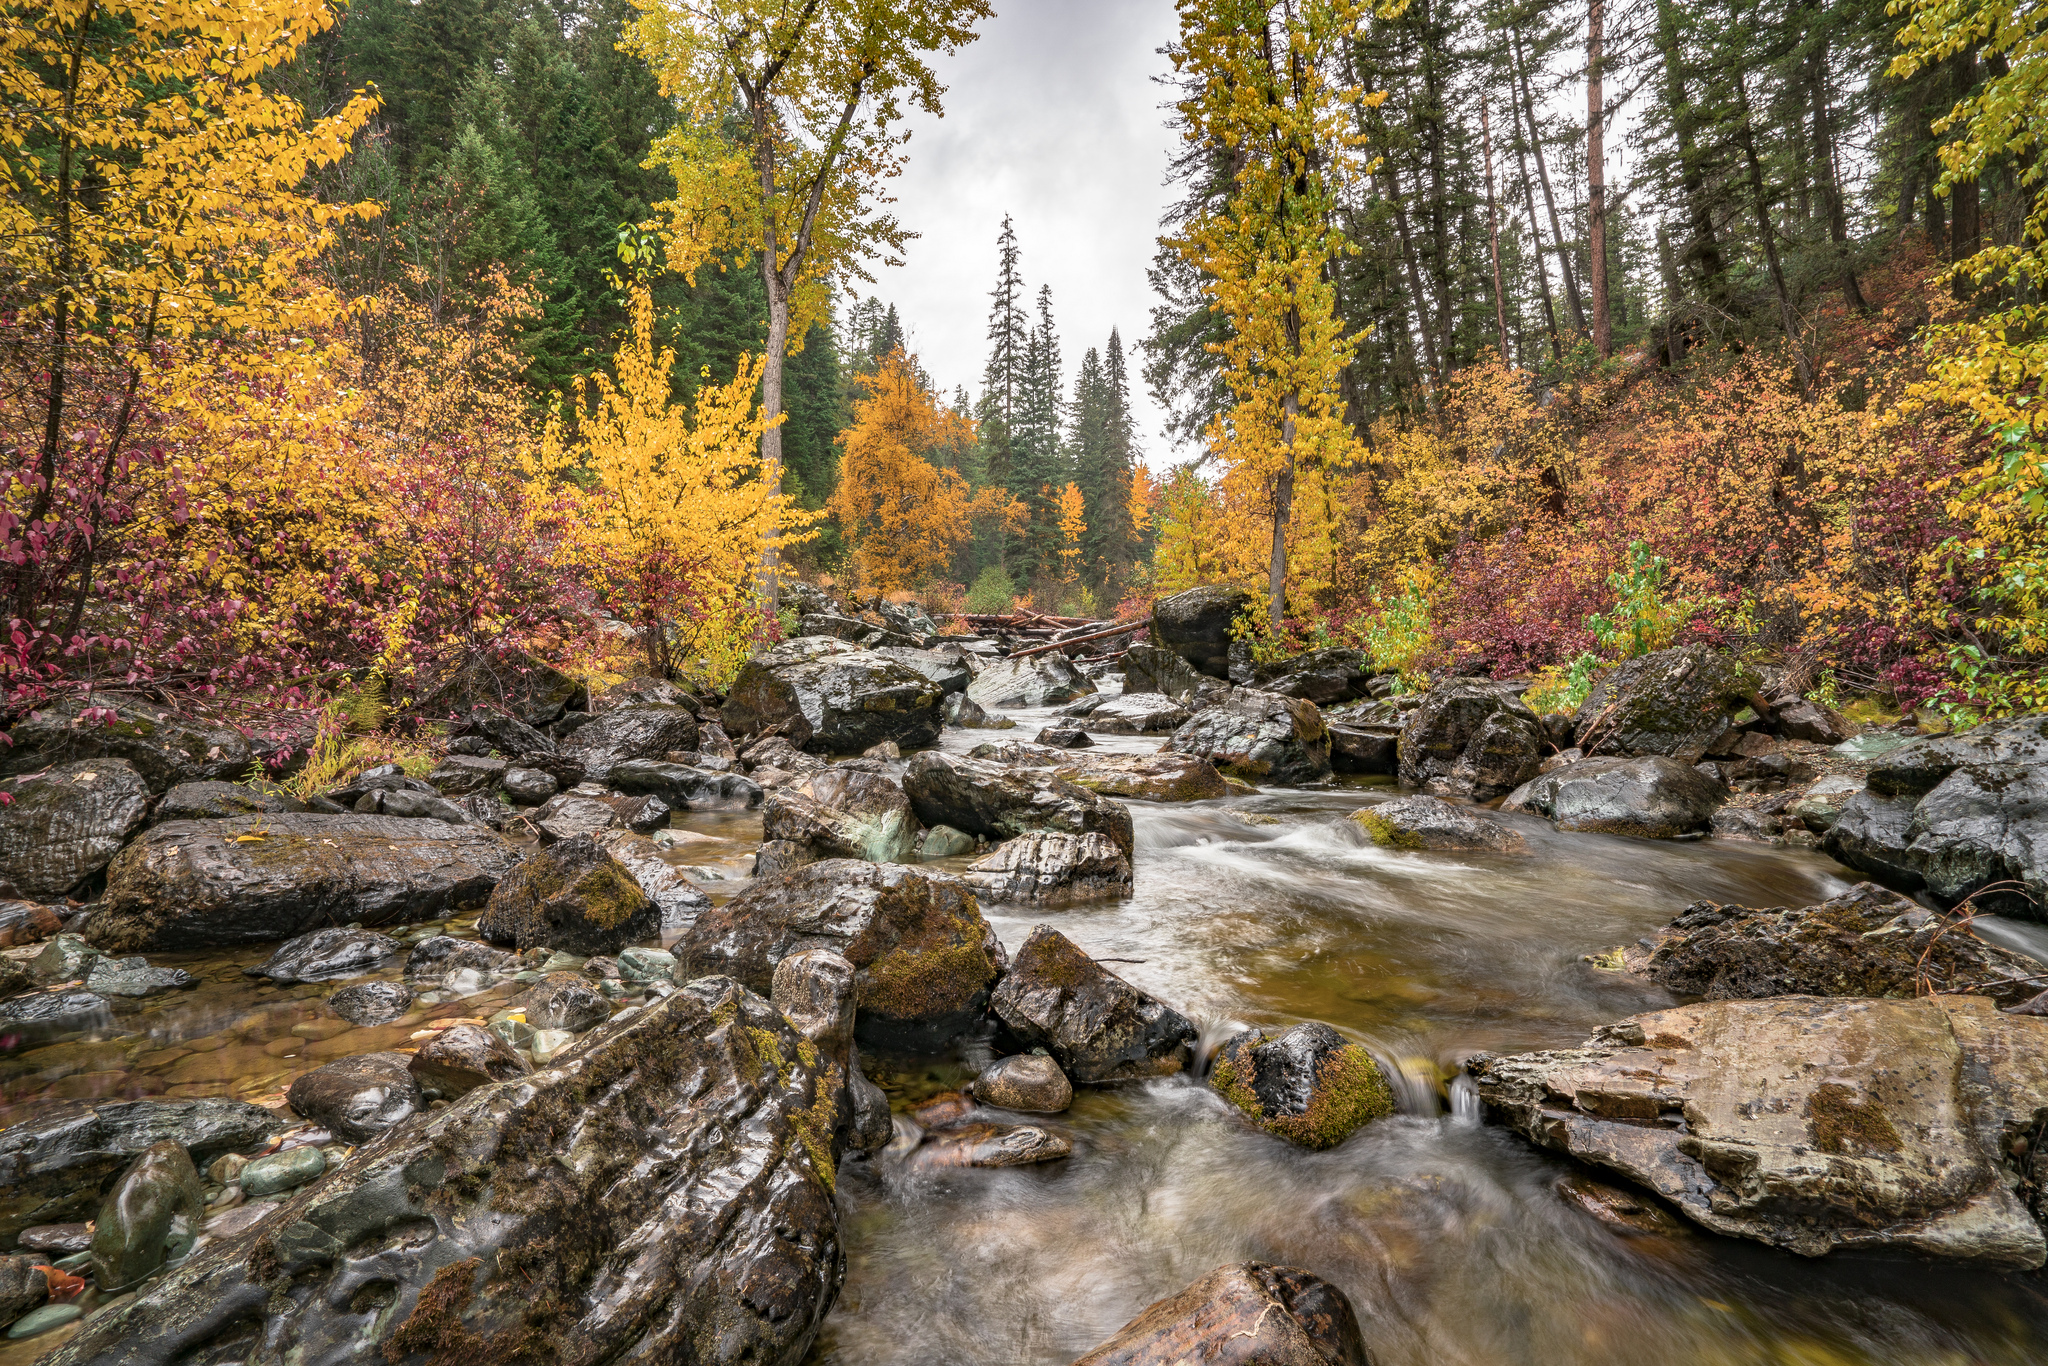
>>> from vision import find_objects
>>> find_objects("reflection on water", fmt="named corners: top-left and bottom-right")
top-left (817, 700), bottom-right (2048, 1366)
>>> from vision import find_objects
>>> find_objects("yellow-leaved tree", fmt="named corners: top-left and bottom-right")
top-left (629, 0), bottom-right (991, 605)
top-left (0, 0), bottom-right (378, 639)
top-left (533, 285), bottom-right (816, 686)
top-left (828, 350), bottom-right (1021, 592)
top-left (1166, 0), bottom-right (1378, 633)
top-left (1055, 481), bottom-right (1087, 583)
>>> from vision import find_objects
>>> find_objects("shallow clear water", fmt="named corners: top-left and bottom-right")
top-left (4, 691), bottom-right (2046, 1366)
top-left (816, 700), bottom-right (2048, 1366)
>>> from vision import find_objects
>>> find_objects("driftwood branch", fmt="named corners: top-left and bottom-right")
top-left (1009, 620), bottom-right (1151, 660)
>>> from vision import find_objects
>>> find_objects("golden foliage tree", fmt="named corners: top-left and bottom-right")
top-left (1055, 481), bottom-right (1086, 583)
top-left (828, 350), bottom-right (1020, 592)
top-left (1166, 0), bottom-right (1378, 630)
top-left (629, 0), bottom-right (990, 603)
top-left (534, 285), bottom-right (815, 685)
top-left (0, 0), bottom-right (378, 632)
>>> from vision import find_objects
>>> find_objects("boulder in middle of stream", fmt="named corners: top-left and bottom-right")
top-left (1210, 1023), bottom-right (1396, 1150)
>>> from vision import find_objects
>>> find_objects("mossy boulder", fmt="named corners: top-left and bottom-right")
top-left (1571, 644), bottom-right (1761, 763)
top-left (1470, 995), bottom-right (2048, 1266)
top-left (1210, 1022), bottom-right (1395, 1150)
top-left (88, 815), bottom-right (521, 953)
top-left (1503, 755), bottom-right (1725, 839)
top-left (1150, 585), bottom-right (1255, 680)
top-left (40, 977), bottom-right (849, 1366)
top-left (990, 926), bottom-right (1196, 1084)
top-left (905, 751), bottom-right (1135, 859)
top-left (674, 859), bottom-right (1004, 1045)
top-left (1349, 796), bottom-right (1529, 853)
top-left (477, 834), bottom-right (658, 955)
top-left (721, 646), bottom-right (943, 754)
top-left (0, 697), bottom-right (252, 794)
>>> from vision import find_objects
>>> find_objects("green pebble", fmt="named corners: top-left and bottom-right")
top-left (239, 1144), bottom-right (327, 1197)
top-left (52, 1250), bottom-right (92, 1272)
top-left (616, 947), bottom-right (676, 982)
top-left (7, 1304), bottom-right (83, 1339)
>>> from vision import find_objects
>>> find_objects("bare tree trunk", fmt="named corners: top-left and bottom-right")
top-left (1514, 28), bottom-right (1586, 335)
top-left (1657, 223), bottom-right (1687, 366)
top-left (1733, 65), bottom-right (1814, 395)
top-left (1483, 94), bottom-right (1509, 355)
top-left (1270, 390), bottom-right (1297, 631)
top-left (1384, 161), bottom-right (1442, 391)
top-left (1806, 24), bottom-right (1869, 312)
top-left (1512, 104), bottom-right (1562, 361)
top-left (1950, 49), bottom-right (1981, 269)
top-left (1587, 0), bottom-right (1611, 358)
top-left (1653, 0), bottom-right (1729, 310)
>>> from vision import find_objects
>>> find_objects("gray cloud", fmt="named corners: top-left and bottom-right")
top-left (870, 0), bottom-right (1186, 462)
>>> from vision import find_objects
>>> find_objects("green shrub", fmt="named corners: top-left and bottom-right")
top-left (964, 566), bottom-right (1016, 614)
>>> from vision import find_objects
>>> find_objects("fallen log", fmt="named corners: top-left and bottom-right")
top-left (1010, 620), bottom-right (1151, 660)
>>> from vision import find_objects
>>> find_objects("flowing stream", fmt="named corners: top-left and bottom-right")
top-left (4, 700), bottom-right (2047, 1364)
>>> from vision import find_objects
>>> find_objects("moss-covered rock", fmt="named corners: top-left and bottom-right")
top-left (675, 859), bottom-right (1004, 1045)
top-left (1210, 1022), bottom-right (1395, 1150)
top-left (1571, 644), bottom-right (1761, 763)
top-left (990, 926), bottom-right (1196, 1084)
top-left (1163, 687), bottom-right (1332, 785)
top-left (1397, 678), bottom-right (1544, 800)
top-left (477, 834), bottom-right (658, 955)
top-left (1349, 796), bottom-right (1529, 853)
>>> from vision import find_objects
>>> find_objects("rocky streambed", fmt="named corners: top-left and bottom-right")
top-left (1, 598), bottom-right (2047, 1365)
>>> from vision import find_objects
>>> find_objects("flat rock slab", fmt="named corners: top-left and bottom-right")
top-left (87, 815), bottom-right (522, 952)
top-left (966, 744), bottom-right (1230, 803)
top-left (39, 976), bottom-right (846, 1366)
top-left (1469, 995), bottom-right (2048, 1267)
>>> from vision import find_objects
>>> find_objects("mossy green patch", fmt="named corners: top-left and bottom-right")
top-left (1213, 1034), bottom-right (1396, 1151)
top-left (1806, 1082), bottom-right (1902, 1155)
top-left (1349, 809), bottom-right (1421, 850)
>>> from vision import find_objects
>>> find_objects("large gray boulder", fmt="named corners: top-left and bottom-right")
top-left (0, 696), bottom-right (252, 793)
top-left (674, 860), bottom-right (1005, 1043)
top-left (1572, 644), bottom-right (1761, 763)
top-left (1397, 678), bottom-right (1544, 801)
top-left (1349, 796), bottom-right (1528, 852)
top-left (1866, 713), bottom-right (2048, 797)
top-left (966, 653), bottom-right (1096, 709)
top-left (1150, 585), bottom-right (1254, 680)
top-left (41, 976), bottom-right (857, 1366)
top-left (904, 751), bottom-right (1135, 860)
top-left (872, 646), bottom-right (972, 694)
top-left (608, 759), bottom-right (763, 810)
top-left (1072, 1263), bottom-right (1373, 1366)
top-left (1622, 882), bottom-right (2042, 1006)
top-left (967, 743), bottom-right (1233, 803)
top-left (963, 832), bottom-right (1133, 905)
top-left (1163, 687), bottom-right (1331, 785)
top-left (0, 1098), bottom-right (281, 1245)
top-left (1085, 693), bottom-right (1191, 735)
top-left (1251, 648), bottom-right (1383, 706)
top-left (1504, 755), bottom-right (1725, 839)
top-left (991, 925), bottom-right (1196, 1083)
top-left (759, 768), bottom-right (922, 868)
top-left (558, 703), bottom-right (701, 782)
top-left (1827, 757), bottom-right (2048, 918)
top-left (1470, 995), bottom-right (2048, 1267)
top-left (1121, 643), bottom-right (1198, 699)
top-left (87, 815), bottom-right (521, 952)
top-left (244, 927), bottom-right (402, 983)
top-left (0, 758), bottom-right (150, 897)
top-left (593, 828), bottom-right (712, 929)
top-left (722, 643), bottom-right (944, 753)
top-left (153, 779), bottom-right (306, 823)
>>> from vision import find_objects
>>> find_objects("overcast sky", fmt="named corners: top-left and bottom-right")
top-left (864, 1), bottom-right (1187, 466)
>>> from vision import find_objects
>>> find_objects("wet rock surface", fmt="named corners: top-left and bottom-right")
top-left (1163, 687), bottom-right (1331, 785)
top-left (89, 1139), bottom-right (203, 1293)
top-left (991, 926), bottom-right (1197, 1084)
top-left (963, 832), bottom-right (1133, 905)
top-left (285, 1052), bottom-right (422, 1142)
top-left (910, 1122), bottom-right (1074, 1169)
top-left (403, 934), bottom-right (521, 981)
top-left (1149, 585), bottom-right (1255, 680)
top-left (1071, 1262), bottom-right (1374, 1366)
top-left (905, 751), bottom-right (1135, 861)
top-left (0, 1256), bottom-right (47, 1329)
top-left (1469, 994), bottom-right (2048, 1266)
top-left (154, 780), bottom-right (306, 824)
top-left (1120, 644), bottom-right (1198, 699)
top-left (592, 827), bottom-right (712, 929)
top-left (1621, 882), bottom-right (2043, 1005)
top-left (41, 976), bottom-right (850, 1366)
top-left (723, 643), bottom-right (945, 753)
top-left (0, 759), bottom-right (152, 898)
top-left (609, 758), bottom-right (764, 810)
top-left (245, 926), bottom-right (402, 983)
top-left (676, 860), bottom-right (1004, 1041)
top-left (477, 833), bottom-right (658, 955)
top-left (83, 955), bottom-right (195, 998)
top-left (1398, 678), bottom-right (1544, 800)
top-left (1210, 1022), bottom-right (1395, 1150)
top-left (967, 653), bottom-right (1097, 709)
top-left (326, 979), bottom-right (417, 1025)
top-left (1505, 755), bottom-right (1726, 839)
top-left (518, 972), bottom-right (608, 1031)
top-left (1080, 693), bottom-right (1190, 735)
top-left (761, 768), bottom-right (922, 867)
top-left (0, 697), bottom-right (252, 794)
top-left (1349, 796), bottom-right (1529, 853)
top-left (974, 1053), bottom-right (1074, 1113)
top-left (1573, 645), bottom-right (1762, 763)
top-left (0, 1098), bottom-right (282, 1244)
top-left (558, 702), bottom-right (702, 782)
top-left (1251, 648), bottom-right (1385, 706)
top-left (966, 743), bottom-right (1231, 803)
top-left (409, 1021), bottom-right (531, 1096)
top-left (87, 814), bottom-right (521, 952)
